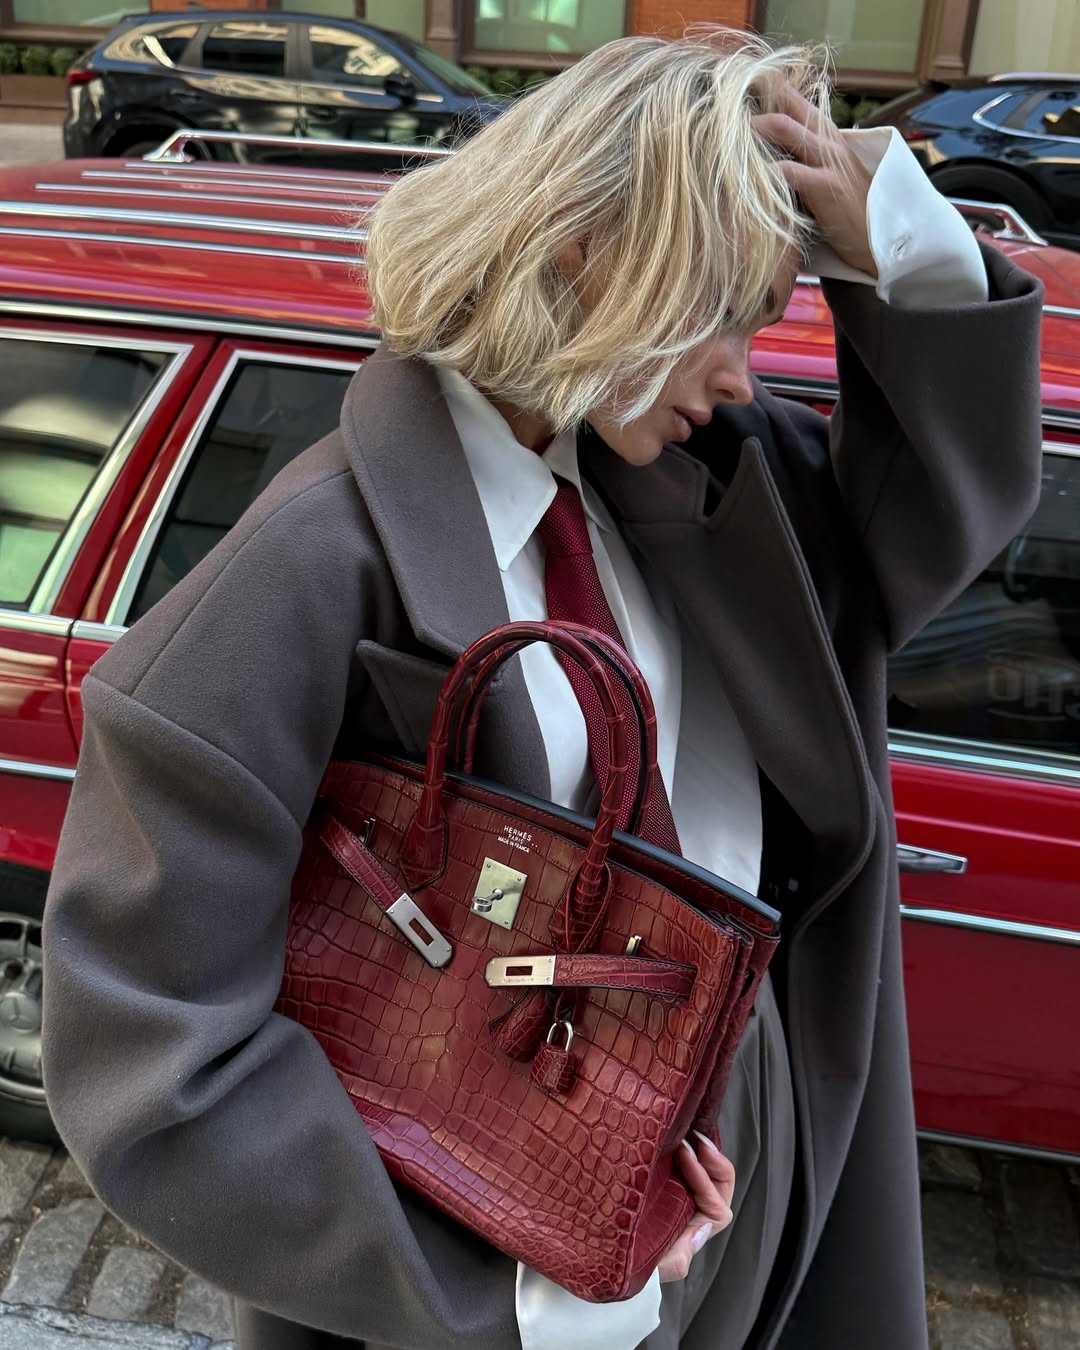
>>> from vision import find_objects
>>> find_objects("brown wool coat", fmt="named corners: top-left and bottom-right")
top-left (41, 244), bottom-right (1043, 1350)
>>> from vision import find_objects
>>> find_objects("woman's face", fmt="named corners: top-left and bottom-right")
top-left (587, 260), bottom-right (799, 466)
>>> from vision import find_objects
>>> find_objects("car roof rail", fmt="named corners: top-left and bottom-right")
top-left (949, 197), bottom-right (1048, 246)
top-left (144, 129), bottom-right (452, 165)
top-left (986, 71), bottom-right (1080, 84)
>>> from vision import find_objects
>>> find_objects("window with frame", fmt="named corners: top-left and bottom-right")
top-left (887, 450), bottom-right (1080, 758)
top-left (1025, 89), bottom-right (1080, 138)
top-left (127, 360), bottom-right (355, 623)
top-left (308, 25), bottom-right (407, 88)
top-left (762, 0), bottom-right (928, 73)
top-left (0, 338), bottom-right (166, 609)
top-left (200, 22), bottom-right (289, 80)
top-left (469, 0), bottom-right (624, 57)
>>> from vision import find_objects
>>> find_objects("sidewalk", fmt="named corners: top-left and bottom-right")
top-left (0, 1137), bottom-right (1076, 1346)
top-left (0, 125), bottom-right (63, 166)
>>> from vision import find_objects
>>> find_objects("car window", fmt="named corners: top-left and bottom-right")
top-left (127, 359), bottom-right (354, 623)
top-left (887, 449), bottom-right (1080, 758)
top-left (149, 23), bottom-right (199, 68)
top-left (0, 338), bottom-right (166, 609)
top-left (201, 21), bottom-right (289, 80)
top-left (1024, 89), bottom-right (1080, 137)
top-left (308, 25), bottom-right (408, 88)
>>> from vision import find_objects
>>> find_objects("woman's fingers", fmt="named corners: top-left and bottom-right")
top-left (658, 1141), bottom-right (737, 1283)
top-left (773, 79), bottom-right (831, 136)
top-left (752, 111), bottom-right (828, 168)
top-left (691, 1131), bottom-right (736, 1211)
top-left (676, 1139), bottom-right (732, 1226)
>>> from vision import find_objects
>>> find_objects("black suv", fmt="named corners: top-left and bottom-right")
top-left (861, 74), bottom-right (1080, 249)
top-left (64, 10), bottom-right (509, 162)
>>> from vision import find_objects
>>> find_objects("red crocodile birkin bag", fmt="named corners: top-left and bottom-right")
top-left (278, 621), bottom-right (780, 1303)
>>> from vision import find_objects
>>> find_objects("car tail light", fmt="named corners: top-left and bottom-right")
top-left (66, 68), bottom-right (99, 87)
top-left (899, 125), bottom-right (938, 143)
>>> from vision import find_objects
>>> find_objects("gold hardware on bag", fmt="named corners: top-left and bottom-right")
top-left (471, 858), bottom-right (527, 930)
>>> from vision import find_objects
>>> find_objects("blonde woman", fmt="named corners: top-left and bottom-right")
top-left (42, 28), bottom-right (1041, 1350)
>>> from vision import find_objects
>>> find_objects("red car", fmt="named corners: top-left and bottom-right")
top-left (1, 136), bottom-right (1077, 1156)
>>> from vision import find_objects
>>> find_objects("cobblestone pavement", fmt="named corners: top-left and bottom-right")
top-left (0, 1137), bottom-right (1074, 1347)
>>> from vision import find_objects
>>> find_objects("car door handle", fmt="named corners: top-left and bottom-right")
top-left (896, 844), bottom-right (968, 875)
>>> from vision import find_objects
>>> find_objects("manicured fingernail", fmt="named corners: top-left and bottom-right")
top-left (681, 1139), bottom-right (696, 1156)
top-left (690, 1223), bottom-right (712, 1253)
top-left (692, 1129), bottom-right (721, 1154)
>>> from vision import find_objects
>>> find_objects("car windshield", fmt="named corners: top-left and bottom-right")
top-left (392, 34), bottom-right (495, 97)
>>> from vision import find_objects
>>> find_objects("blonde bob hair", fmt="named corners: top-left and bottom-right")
top-left (365, 28), bottom-right (828, 432)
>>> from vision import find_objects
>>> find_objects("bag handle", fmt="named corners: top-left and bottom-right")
top-left (450, 623), bottom-right (660, 839)
top-left (400, 623), bottom-right (653, 936)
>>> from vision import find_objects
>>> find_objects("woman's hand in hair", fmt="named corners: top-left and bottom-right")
top-left (753, 83), bottom-right (877, 279)
top-left (657, 1134), bottom-right (736, 1282)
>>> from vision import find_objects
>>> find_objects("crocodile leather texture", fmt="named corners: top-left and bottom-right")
top-left (279, 622), bottom-right (781, 1303)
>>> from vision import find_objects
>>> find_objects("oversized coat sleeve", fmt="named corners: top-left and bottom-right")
top-left (40, 439), bottom-right (519, 1348)
top-left (764, 242), bottom-right (1045, 652)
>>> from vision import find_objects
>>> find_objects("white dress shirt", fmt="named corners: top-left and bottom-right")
top-left (438, 126), bottom-right (987, 1350)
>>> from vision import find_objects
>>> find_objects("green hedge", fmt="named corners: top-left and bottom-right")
top-left (0, 41), bottom-right (83, 78)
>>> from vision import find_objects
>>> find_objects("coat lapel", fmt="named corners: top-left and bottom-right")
top-left (340, 346), bottom-right (550, 799)
top-left (582, 432), bottom-right (876, 914)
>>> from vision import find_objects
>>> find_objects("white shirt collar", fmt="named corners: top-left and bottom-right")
top-left (437, 366), bottom-right (612, 573)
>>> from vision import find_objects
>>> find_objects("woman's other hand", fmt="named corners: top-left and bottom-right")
top-left (754, 83), bottom-right (877, 279)
top-left (657, 1134), bottom-right (736, 1283)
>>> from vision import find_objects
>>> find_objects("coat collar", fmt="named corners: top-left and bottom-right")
top-left (581, 429), bottom-right (876, 910)
top-left (340, 345), bottom-right (551, 798)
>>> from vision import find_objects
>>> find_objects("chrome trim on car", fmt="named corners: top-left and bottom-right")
top-left (122, 160), bottom-right (396, 188)
top-left (82, 168), bottom-right (390, 199)
top-left (0, 757), bottom-right (76, 783)
top-left (970, 91), bottom-right (1029, 136)
top-left (0, 200), bottom-right (368, 246)
top-left (0, 298), bottom-right (380, 350)
top-left (70, 621), bottom-right (126, 645)
top-left (949, 197), bottom-right (1047, 245)
top-left (889, 731), bottom-right (1080, 788)
top-left (897, 844), bottom-right (968, 875)
top-left (0, 609), bottom-right (71, 639)
top-left (900, 905), bottom-right (1080, 947)
top-left (0, 327), bottom-right (193, 615)
top-left (144, 129), bottom-right (451, 164)
top-left (987, 71), bottom-right (1080, 84)
top-left (37, 183), bottom-right (385, 214)
top-left (104, 350), bottom-right (362, 627)
top-left (0, 224), bottom-right (360, 268)
top-left (918, 1129), bottom-right (1080, 1167)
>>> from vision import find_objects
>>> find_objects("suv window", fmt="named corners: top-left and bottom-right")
top-left (888, 450), bottom-right (1080, 757)
top-left (309, 25), bottom-right (408, 88)
top-left (149, 23), bottom-right (199, 67)
top-left (201, 22), bottom-right (289, 80)
top-left (1025, 88), bottom-right (1080, 137)
top-left (0, 338), bottom-right (166, 609)
top-left (128, 359), bottom-right (355, 622)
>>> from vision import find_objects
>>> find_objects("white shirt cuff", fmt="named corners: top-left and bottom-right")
top-left (515, 1263), bottom-right (661, 1350)
top-left (810, 125), bottom-right (989, 309)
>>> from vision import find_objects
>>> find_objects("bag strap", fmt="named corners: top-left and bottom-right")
top-left (484, 953), bottom-right (695, 999)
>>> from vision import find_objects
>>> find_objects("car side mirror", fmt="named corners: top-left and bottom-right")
top-left (384, 72), bottom-right (417, 103)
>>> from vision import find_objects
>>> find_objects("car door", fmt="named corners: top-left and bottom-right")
top-left (0, 320), bottom-right (207, 1136)
top-left (68, 343), bottom-right (364, 734)
top-left (296, 22), bottom-right (439, 150)
top-left (887, 434), bottom-right (1080, 1158)
top-left (180, 19), bottom-right (303, 158)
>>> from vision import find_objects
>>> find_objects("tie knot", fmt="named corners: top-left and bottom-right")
top-left (538, 479), bottom-right (593, 560)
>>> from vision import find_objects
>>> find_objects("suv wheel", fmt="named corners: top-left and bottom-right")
top-left (0, 868), bottom-right (56, 1144)
top-left (930, 165), bottom-right (1050, 232)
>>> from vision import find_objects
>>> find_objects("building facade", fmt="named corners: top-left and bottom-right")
top-left (0, 0), bottom-right (1074, 95)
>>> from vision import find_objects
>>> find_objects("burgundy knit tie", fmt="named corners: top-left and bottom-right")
top-left (538, 478), bottom-right (681, 854)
